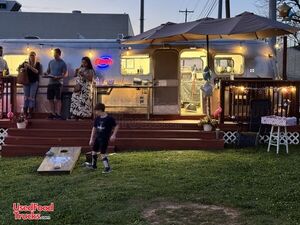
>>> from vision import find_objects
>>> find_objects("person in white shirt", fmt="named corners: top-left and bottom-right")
top-left (0, 46), bottom-right (9, 76)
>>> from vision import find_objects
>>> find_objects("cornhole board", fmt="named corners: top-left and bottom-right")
top-left (37, 147), bottom-right (81, 174)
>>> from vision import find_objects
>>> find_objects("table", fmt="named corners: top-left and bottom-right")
top-left (95, 84), bottom-right (154, 120)
top-left (261, 116), bottom-right (297, 154)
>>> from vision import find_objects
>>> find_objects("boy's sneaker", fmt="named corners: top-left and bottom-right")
top-left (102, 167), bottom-right (112, 174)
top-left (84, 162), bottom-right (97, 170)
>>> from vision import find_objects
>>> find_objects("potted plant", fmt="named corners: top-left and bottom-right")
top-left (198, 116), bottom-right (218, 132)
top-left (16, 113), bottom-right (27, 129)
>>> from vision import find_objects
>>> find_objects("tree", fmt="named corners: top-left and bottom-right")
top-left (255, 0), bottom-right (300, 45)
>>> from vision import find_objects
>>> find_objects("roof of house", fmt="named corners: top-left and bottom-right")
top-left (0, 11), bottom-right (134, 39)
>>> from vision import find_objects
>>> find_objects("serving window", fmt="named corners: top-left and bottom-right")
top-left (121, 54), bottom-right (150, 75)
top-left (214, 54), bottom-right (244, 75)
top-left (3, 54), bottom-right (28, 76)
top-left (180, 50), bottom-right (207, 80)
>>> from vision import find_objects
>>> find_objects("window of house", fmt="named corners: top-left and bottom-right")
top-left (214, 54), bottom-right (244, 75)
top-left (3, 54), bottom-right (28, 76)
top-left (121, 54), bottom-right (150, 75)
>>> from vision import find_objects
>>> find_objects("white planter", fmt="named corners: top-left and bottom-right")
top-left (203, 124), bottom-right (213, 132)
top-left (17, 122), bottom-right (27, 129)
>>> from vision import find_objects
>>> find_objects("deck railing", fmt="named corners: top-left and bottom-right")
top-left (220, 79), bottom-right (300, 124)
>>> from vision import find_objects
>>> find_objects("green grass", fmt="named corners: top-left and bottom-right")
top-left (1, 147), bottom-right (300, 225)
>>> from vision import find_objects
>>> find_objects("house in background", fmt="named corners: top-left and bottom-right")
top-left (277, 46), bottom-right (300, 81)
top-left (0, 0), bottom-right (134, 39)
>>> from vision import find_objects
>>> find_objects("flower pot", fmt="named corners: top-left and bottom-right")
top-left (203, 124), bottom-right (213, 132)
top-left (17, 121), bottom-right (27, 129)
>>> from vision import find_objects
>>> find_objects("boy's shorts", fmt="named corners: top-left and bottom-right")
top-left (93, 138), bottom-right (109, 154)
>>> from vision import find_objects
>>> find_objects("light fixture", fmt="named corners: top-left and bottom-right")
top-left (291, 86), bottom-right (296, 92)
top-left (26, 44), bottom-right (30, 52)
top-left (239, 86), bottom-right (245, 92)
top-left (274, 43), bottom-right (280, 49)
top-left (239, 42), bottom-right (243, 51)
top-left (281, 87), bottom-right (288, 93)
top-left (190, 46), bottom-right (197, 50)
top-left (88, 48), bottom-right (93, 58)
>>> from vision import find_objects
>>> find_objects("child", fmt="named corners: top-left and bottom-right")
top-left (85, 103), bottom-right (119, 173)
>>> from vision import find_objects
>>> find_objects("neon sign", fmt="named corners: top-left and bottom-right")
top-left (94, 56), bottom-right (113, 69)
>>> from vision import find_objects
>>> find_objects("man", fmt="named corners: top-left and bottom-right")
top-left (44, 48), bottom-right (67, 119)
top-left (0, 46), bottom-right (9, 76)
top-left (86, 103), bottom-right (119, 173)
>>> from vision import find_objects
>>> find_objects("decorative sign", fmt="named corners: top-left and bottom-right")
top-left (94, 56), bottom-right (113, 69)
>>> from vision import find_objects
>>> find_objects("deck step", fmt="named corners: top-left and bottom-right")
top-left (7, 129), bottom-right (218, 139)
top-left (24, 119), bottom-right (199, 130)
top-left (114, 138), bottom-right (224, 151)
top-left (1, 119), bottom-right (224, 157)
top-left (1, 145), bottom-right (115, 157)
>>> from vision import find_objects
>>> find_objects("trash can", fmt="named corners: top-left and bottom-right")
top-left (61, 91), bottom-right (72, 119)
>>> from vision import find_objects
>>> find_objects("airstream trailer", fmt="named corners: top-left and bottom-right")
top-left (0, 39), bottom-right (275, 117)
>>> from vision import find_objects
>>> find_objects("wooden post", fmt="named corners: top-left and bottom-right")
top-left (220, 80), bottom-right (225, 124)
top-left (140, 0), bottom-right (144, 33)
top-left (206, 35), bottom-right (210, 67)
top-left (218, 0), bottom-right (223, 19)
top-left (282, 36), bottom-right (288, 80)
top-left (295, 83), bottom-right (300, 124)
top-left (225, 0), bottom-right (230, 18)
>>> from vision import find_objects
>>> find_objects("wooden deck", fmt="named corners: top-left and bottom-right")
top-left (0, 119), bottom-right (224, 157)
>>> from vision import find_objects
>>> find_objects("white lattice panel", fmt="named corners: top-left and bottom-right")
top-left (223, 131), bottom-right (238, 144)
top-left (224, 131), bottom-right (299, 145)
top-left (259, 132), bottom-right (299, 145)
top-left (0, 128), bottom-right (8, 145)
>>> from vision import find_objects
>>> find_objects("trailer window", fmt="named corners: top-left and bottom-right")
top-left (180, 50), bottom-right (207, 80)
top-left (214, 54), bottom-right (244, 75)
top-left (121, 54), bottom-right (150, 75)
top-left (3, 54), bottom-right (28, 76)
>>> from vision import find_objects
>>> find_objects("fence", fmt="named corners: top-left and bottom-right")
top-left (220, 79), bottom-right (300, 123)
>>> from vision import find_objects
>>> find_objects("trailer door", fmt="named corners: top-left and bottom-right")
top-left (153, 49), bottom-right (179, 115)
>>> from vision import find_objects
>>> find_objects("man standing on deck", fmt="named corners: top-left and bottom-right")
top-left (44, 48), bottom-right (67, 120)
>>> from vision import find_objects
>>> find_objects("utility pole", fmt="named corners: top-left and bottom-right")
top-left (225, 0), bottom-right (230, 18)
top-left (179, 8), bottom-right (194, 23)
top-left (269, 0), bottom-right (276, 50)
top-left (218, 0), bottom-right (223, 19)
top-left (140, 0), bottom-right (144, 33)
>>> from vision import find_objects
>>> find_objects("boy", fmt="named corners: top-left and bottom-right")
top-left (86, 103), bottom-right (119, 173)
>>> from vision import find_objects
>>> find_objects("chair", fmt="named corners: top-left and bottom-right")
top-left (236, 99), bottom-right (271, 148)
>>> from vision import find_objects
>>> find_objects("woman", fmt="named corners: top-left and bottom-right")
top-left (70, 57), bottom-right (95, 119)
top-left (19, 51), bottom-right (41, 119)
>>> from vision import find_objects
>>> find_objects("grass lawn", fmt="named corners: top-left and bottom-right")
top-left (1, 146), bottom-right (300, 225)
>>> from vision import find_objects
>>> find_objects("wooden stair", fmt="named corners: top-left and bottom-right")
top-left (1, 119), bottom-right (224, 157)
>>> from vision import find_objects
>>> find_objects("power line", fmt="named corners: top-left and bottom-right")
top-left (202, 0), bottom-right (214, 18)
top-left (190, 0), bottom-right (204, 21)
top-left (206, 0), bottom-right (218, 17)
top-left (199, 0), bottom-right (212, 19)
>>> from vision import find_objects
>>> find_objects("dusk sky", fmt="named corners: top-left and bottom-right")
top-left (18, 0), bottom-right (259, 34)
